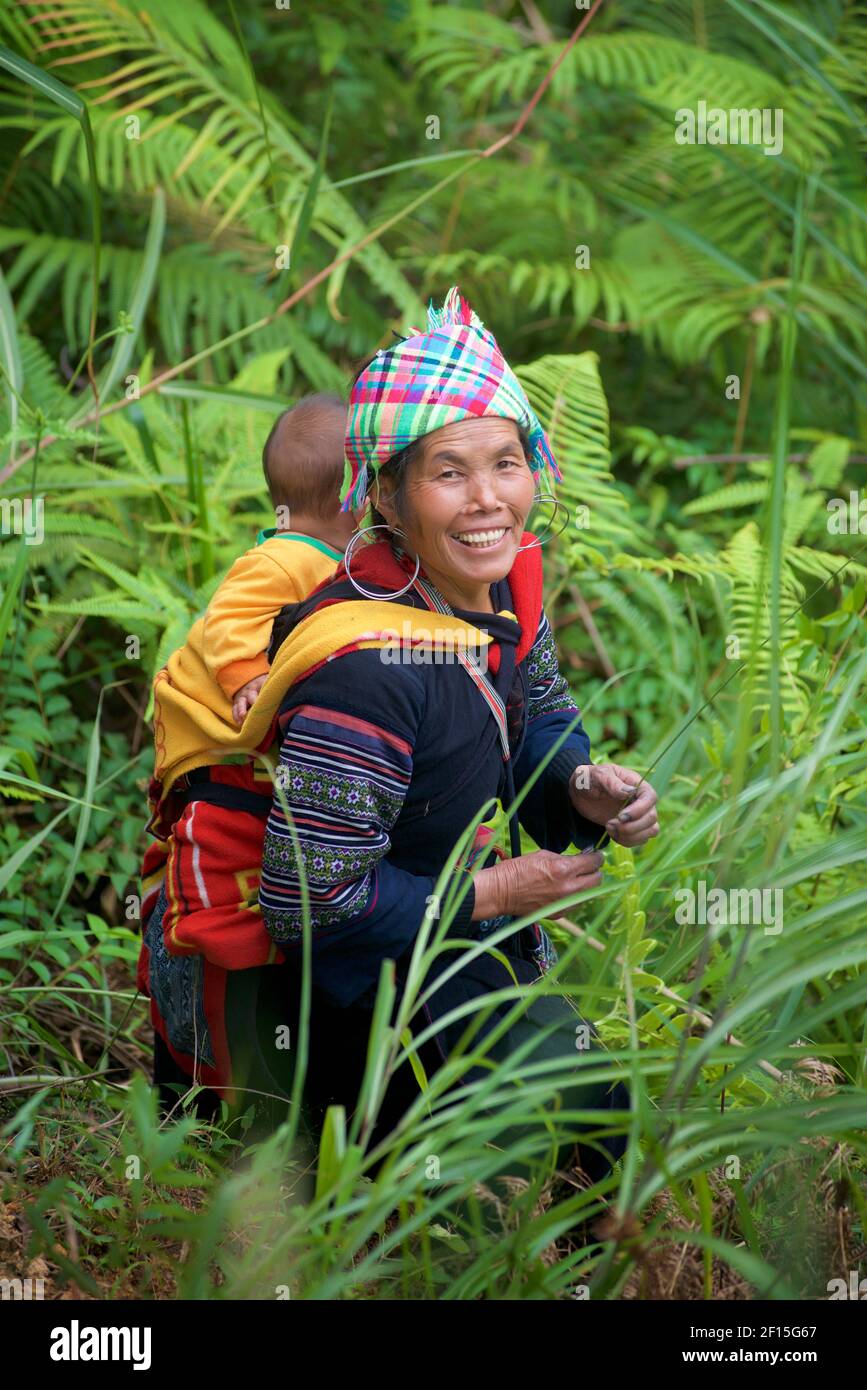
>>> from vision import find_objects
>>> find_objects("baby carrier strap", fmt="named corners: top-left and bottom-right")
top-left (177, 767), bottom-right (274, 818)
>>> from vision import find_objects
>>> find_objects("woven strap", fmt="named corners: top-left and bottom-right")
top-left (412, 572), bottom-right (511, 762)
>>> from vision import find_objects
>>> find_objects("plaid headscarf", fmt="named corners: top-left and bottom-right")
top-left (340, 286), bottom-right (561, 511)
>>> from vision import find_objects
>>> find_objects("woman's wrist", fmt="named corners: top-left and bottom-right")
top-left (470, 865), bottom-right (502, 921)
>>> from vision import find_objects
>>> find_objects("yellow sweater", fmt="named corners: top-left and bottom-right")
top-left (151, 546), bottom-right (491, 807)
top-left (150, 531), bottom-right (341, 804)
top-left (202, 531), bottom-right (343, 699)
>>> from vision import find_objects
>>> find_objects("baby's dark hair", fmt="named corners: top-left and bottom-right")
top-left (261, 393), bottom-right (347, 520)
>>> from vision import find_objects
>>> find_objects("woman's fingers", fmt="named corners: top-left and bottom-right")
top-left (564, 851), bottom-right (604, 886)
top-left (621, 787), bottom-right (655, 817)
top-left (567, 861), bottom-right (604, 883)
top-left (607, 815), bottom-right (659, 846)
top-left (570, 850), bottom-right (605, 874)
top-left (608, 810), bottom-right (657, 833)
top-left (616, 782), bottom-right (655, 815)
top-left (616, 827), bottom-right (658, 848)
top-left (591, 765), bottom-right (635, 799)
top-left (556, 852), bottom-right (604, 894)
top-left (570, 869), bottom-right (604, 891)
top-left (607, 807), bottom-right (657, 835)
top-left (607, 766), bottom-right (656, 807)
top-left (603, 768), bottom-right (658, 845)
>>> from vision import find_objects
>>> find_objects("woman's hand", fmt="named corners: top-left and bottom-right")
top-left (472, 849), bottom-right (605, 922)
top-left (569, 762), bottom-right (659, 848)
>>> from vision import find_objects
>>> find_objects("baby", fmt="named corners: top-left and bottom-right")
top-left (202, 393), bottom-right (361, 724)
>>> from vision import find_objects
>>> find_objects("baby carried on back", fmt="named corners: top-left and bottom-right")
top-left (141, 395), bottom-right (361, 969)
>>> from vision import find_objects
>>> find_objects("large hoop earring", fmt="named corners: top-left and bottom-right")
top-left (344, 524), bottom-right (421, 600)
top-left (517, 492), bottom-right (571, 551)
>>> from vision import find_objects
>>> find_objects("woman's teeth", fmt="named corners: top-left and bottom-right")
top-left (452, 528), bottom-right (507, 548)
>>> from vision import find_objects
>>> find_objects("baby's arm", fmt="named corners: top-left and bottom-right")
top-left (232, 673), bottom-right (269, 725)
top-left (202, 549), bottom-right (289, 711)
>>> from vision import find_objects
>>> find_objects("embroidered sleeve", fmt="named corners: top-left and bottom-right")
top-left (259, 704), bottom-right (413, 937)
top-left (526, 610), bottom-right (581, 721)
top-left (257, 666), bottom-right (475, 1007)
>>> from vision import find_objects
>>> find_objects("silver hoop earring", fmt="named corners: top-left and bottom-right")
top-left (344, 523), bottom-right (421, 600)
top-left (517, 493), bottom-right (571, 551)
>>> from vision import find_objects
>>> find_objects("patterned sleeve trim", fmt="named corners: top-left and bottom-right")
top-left (526, 610), bottom-right (581, 722)
top-left (259, 703), bottom-right (413, 941)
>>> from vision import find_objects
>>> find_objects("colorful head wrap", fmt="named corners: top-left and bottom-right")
top-left (340, 286), bottom-right (561, 511)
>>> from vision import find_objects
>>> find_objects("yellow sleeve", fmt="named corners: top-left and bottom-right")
top-left (202, 548), bottom-right (297, 700)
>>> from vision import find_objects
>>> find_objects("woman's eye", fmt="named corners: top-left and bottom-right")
top-left (497, 457), bottom-right (519, 468)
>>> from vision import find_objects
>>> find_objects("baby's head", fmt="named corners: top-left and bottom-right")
top-left (262, 394), bottom-right (361, 548)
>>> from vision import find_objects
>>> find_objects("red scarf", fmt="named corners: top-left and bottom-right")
top-left (307, 531), bottom-right (544, 673)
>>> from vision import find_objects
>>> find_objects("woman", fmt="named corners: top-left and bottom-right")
top-left (141, 288), bottom-right (659, 1183)
top-left (247, 287), bottom-right (660, 1182)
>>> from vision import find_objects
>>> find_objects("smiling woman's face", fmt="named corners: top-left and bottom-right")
top-left (376, 416), bottom-right (536, 612)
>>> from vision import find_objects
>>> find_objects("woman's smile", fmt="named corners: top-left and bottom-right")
top-left (450, 524), bottom-right (511, 550)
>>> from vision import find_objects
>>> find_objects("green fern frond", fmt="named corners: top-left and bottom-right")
top-left (682, 481), bottom-right (769, 516)
top-left (22, 0), bottom-right (425, 326)
top-left (516, 352), bottom-right (636, 570)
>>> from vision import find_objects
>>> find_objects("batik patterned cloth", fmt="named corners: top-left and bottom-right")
top-left (341, 286), bottom-right (562, 511)
top-left (143, 882), bottom-right (215, 1068)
